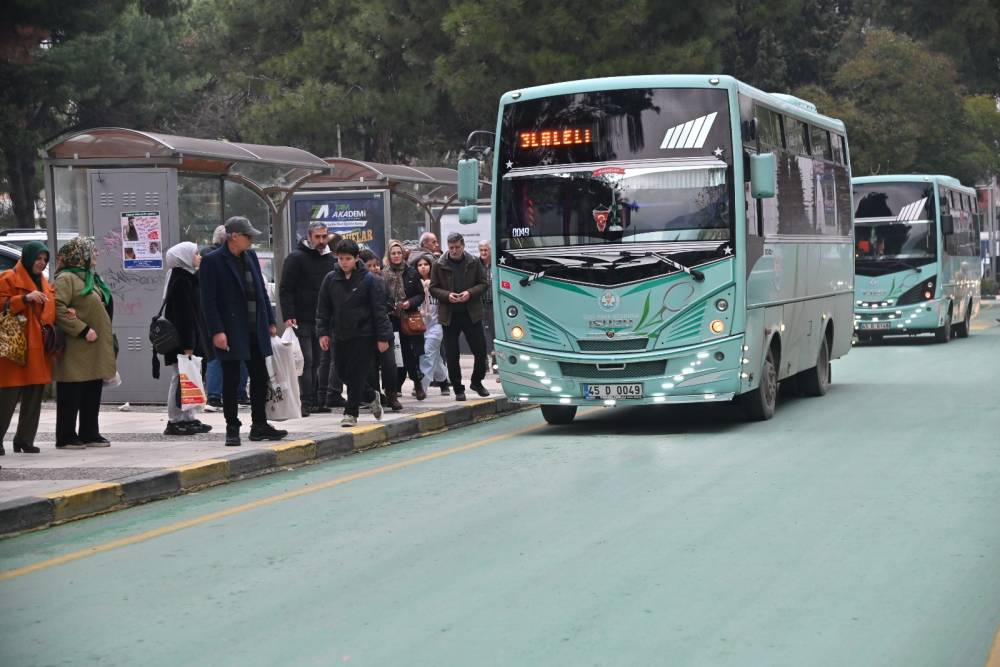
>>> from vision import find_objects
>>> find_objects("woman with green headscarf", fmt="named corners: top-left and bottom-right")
top-left (0, 241), bottom-right (55, 455)
top-left (53, 237), bottom-right (116, 449)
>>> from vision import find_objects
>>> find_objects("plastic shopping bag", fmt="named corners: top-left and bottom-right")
top-left (392, 331), bottom-right (404, 367)
top-left (176, 355), bottom-right (206, 409)
top-left (266, 335), bottom-right (301, 421)
top-left (281, 326), bottom-right (304, 377)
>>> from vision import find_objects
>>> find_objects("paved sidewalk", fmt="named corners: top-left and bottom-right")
top-left (0, 357), bottom-right (506, 504)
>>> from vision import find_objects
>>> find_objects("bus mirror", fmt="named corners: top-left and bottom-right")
top-left (940, 213), bottom-right (954, 235)
top-left (457, 159), bottom-right (480, 204)
top-left (750, 153), bottom-right (777, 199)
top-left (458, 205), bottom-right (479, 225)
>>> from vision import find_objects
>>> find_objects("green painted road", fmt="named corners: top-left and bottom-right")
top-left (2, 327), bottom-right (1000, 666)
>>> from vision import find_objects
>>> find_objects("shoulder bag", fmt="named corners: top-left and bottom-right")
top-left (400, 310), bottom-right (427, 336)
top-left (0, 298), bottom-right (28, 366)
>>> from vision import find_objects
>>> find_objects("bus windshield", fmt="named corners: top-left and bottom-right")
top-left (498, 162), bottom-right (729, 250)
top-left (854, 182), bottom-right (936, 261)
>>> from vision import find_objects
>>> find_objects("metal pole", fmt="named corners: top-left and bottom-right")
top-left (337, 124), bottom-right (342, 158)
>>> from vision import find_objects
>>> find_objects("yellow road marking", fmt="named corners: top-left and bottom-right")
top-left (0, 418), bottom-right (552, 582)
top-left (986, 622), bottom-right (1000, 667)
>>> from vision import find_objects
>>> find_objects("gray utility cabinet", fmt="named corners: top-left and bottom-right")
top-left (86, 169), bottom-right (179, 403)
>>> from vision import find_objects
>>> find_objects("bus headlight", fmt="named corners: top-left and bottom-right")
top-left (511, 325), bottom-right (525, 340)
top-left (709, 319), bottom-right (725, 334)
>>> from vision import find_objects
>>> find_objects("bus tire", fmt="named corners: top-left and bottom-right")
top-left (800, 335), bottom-right (831, 397)
top-left (741, 346), bottom-right (777, 421)
top-left (541, 405), bottom-right (577, 425)
top-left (954, 301), bottom-right (972, 339)
top-left (934, 304), bottom-right (952, 344)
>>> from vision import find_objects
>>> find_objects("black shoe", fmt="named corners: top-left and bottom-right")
top-left (56, 438), bottom-right (86, 450)
top-left (13, 443), bottom-right (40, 453)
top-left (204, 397), bottom-right (223, 412)
top-left (429, 380), bottom-right (441, 388)
top-left (312, 405), bottom-right (332, 413)
top-left (327, 394), bottom-right (346, 408)
top-left (455, 393), bottom-right (467, 401)
top-left (301, 405), bottom-right (311, 417)
top-left (249, 423), bottom-right (288, 441)
top-left (238, 398), bottom-right (251, 407)
top-left (164, 422), bottom-right (197, 436)
top-left (82, 435), bottom-right (111, 447)
top-left (225, 426), bottom-right (241, 447)
top-left (440, 382), bottom-right (451, 396)
top-left (0, 443), bottom-right (4, 455)
top-left (186, 419), bottom-right (212, 433)
top-left (469, 383), bottom-right (490, 397)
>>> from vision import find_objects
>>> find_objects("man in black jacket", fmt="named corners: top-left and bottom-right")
top-left (316, 239), bottom-right (393, 427)
top-left (429, 232), bottom-right (490, 401)
top-left (279, 222), bottom-right (336, 416)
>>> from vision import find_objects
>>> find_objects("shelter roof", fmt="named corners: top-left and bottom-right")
top-left (44, 128), bottom-right (330, 192)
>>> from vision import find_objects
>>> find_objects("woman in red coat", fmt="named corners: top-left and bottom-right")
top-left (0, 241), bottom-right (56, 454)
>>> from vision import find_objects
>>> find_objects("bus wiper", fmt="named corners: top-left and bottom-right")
top-left (608, 250), bottom-right (705, 282)
top-left (518, 260), bottom-right (571, 286)
top-left (862, 257), bottom-right (921, 273)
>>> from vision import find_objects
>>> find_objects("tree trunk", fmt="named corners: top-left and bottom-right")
top-left (1, 137), bottom-right (39, 228)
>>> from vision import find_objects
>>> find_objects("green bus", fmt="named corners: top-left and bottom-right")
top-left (459, 75), bottom-right (855, 423)
top-left (853, 175), bottom-right (982, 343)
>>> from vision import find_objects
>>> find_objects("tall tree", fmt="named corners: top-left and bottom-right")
top-left (437, 0), bottom-right (730, 135)
top-left (815, 29), bottom-right (981, 182)
top-left (0, 0), bottom-right (192, 227)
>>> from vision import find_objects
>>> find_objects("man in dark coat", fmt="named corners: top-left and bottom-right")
top-left (316, 239), bottom-right (393, 428)
top-left (280, 221), bottom-right (336, 416)
top-left (429, 232), bottom-right (490, 401)
top-left (200, 216), bottom-right (287, 446)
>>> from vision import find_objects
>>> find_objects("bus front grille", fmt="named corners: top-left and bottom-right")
top-left (558, 360), bottom-right (667, 378)
top-left (577, 338), bottom-right (649, 352)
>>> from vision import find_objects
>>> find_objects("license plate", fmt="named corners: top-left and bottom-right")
top-left (583, 383), bottom-right (644, 400)
top-left (858, 321), bottom-right (891, 330)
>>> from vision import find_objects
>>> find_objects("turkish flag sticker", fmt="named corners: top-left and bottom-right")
top-left (593, 208), bottom-right (610, 232)
top-left (501, 280), bottom-right (511, 289)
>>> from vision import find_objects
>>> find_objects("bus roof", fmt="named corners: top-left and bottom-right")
top-left (853, 174), bottom-right (976, 194)
top-left (500, 74), bottom-right (847, 134)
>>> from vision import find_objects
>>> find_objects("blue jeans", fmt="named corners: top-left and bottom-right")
top-left (206, 358), bottom-right (248, 401)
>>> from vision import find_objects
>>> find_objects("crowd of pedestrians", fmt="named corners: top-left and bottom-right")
top-left (0, 219), bottom-right (496, 455)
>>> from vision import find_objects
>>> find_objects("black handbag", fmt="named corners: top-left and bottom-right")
top-left (149, 298), bottom-right (180, 355)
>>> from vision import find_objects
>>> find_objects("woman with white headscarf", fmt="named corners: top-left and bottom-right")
top-left (160, 242), bottom-right (213, 436)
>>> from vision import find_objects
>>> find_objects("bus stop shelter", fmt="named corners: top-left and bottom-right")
top-left (42, 127), bottom-right (330, 403)
top-left (288, 158), bottom-right (491, 261)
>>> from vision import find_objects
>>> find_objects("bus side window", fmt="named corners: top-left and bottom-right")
top-left (784, 117), bottom-right (808, 155)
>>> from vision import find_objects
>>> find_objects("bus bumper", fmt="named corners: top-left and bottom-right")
top-left (854, 299), bottom-right (948, 335)
top-left (495, 335), bottom-right (744, 407)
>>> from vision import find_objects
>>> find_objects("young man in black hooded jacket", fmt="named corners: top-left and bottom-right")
top-left (316, 239), bottom-right (393, 427)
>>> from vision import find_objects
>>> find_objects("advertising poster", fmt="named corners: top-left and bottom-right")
top-left (291, 191), bottom-right (386, 259)
top-left (120, 210), bottom-right (163, 270)
top-left (438, 206), bottom-right (492, 249)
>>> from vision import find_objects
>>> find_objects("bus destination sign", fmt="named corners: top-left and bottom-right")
top-left (518, 127), bottom-right (593, 150)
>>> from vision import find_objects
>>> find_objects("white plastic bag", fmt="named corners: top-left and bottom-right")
top-left (281, 327), bottom-right (304, 377)
top-left (266, 335), bottom-right (301, 420)
top-left (392, 331), bottom-right (403, 367)
top-left (176, 355), bottom-right (206, 409)
top-left (103, 371), bottom-right (122, 388)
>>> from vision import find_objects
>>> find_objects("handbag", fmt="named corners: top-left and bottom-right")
top-left (0, 298), bottom-right (28, 366)
top-left (42, 323), bottom-right (64, 355)
top-left (149, 296), bottom-right (180, 354)
top-left (400, 310), bottom-right (427, 336)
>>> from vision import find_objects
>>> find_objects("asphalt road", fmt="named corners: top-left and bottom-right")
top-left (2, 324), bottom-right (999, 666)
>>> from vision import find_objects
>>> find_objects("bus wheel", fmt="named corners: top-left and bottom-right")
top-left (541, 405), bottom-right (577, 425)
top-left (954, 301), bottom-right (972, 339)
top-left (741, 347), bottom-right (777, 421)
top-left (934, 305), bottom-right (952, 344)
top-left (800, 335), bottom-right (831, 397)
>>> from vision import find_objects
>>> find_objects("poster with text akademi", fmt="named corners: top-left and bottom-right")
top-left (121, 211), bottom-right (163, 270)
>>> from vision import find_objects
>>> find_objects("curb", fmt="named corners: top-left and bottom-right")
top-left (0, 396), bottom-right (525, 538)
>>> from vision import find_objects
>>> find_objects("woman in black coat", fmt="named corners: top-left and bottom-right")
top-left (382, 240), bottom-right (426, 400)
top-left (161, 242), bottom-right (213, 436)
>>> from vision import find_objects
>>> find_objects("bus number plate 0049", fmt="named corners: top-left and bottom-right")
top-left (583, 384), bottom-right (644, 400)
